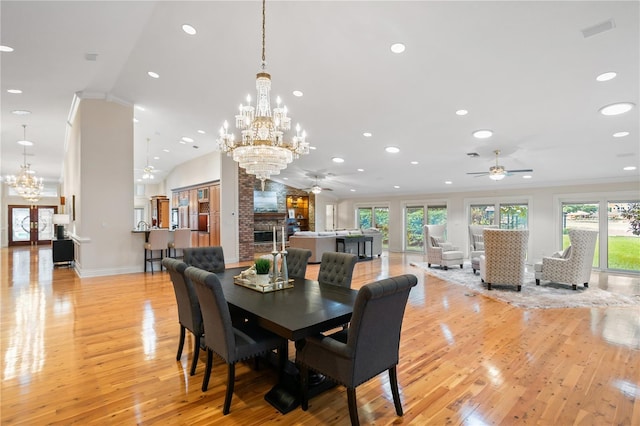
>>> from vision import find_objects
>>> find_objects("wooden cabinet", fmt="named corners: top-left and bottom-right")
top-left (172, 182), bottom-right (220, 247)
top-left (209, 184), bottom-right (220, 246)
top-left (53, 239), bottom-right (74, 266)
top-left (189, 189), bottom-right (198, 230)
top-left (287, 195), bottom-right (309, 231)
top-left (150, 195), bottom-right (170, 228)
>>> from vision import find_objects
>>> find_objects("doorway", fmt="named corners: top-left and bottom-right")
top-left (8, 205), bottom-right (58, 246)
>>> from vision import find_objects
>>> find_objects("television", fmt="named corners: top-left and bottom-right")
top-left (254, 191), bottom-right (279, 213)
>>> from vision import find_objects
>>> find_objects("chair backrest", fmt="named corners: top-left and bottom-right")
top-left (148, 229), bottom-right (169, 250)
top-left (423, 224), bottom-right (447, 251)
top-left (482, 229), bottom-right (529, 284)
top-left (162, 258), bottom-right (202, 336)
top-left (566, 229), bottom-right (599, 282)
top-left (286, 247), bottom-right (312, 279)
top-left (317, 252), bottom-right (358, 288)
top-left (184, 246), bottom-right (225, 272)
top-left (184, 266), bottom-right (235, 362)
top-left (173, 228), bottom-right (192, 250)
top-left (468, 224), bottom-right (498, 252)
top-left (346, 274), bottom-right (418, 387)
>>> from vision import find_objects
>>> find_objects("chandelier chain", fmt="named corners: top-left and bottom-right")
top-left (261, 0), bottom-right (266, 65)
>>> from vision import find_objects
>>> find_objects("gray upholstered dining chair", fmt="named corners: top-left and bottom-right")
top-left (162, 258), bottom-right (203, 376)
top-left (286, 247), bottom-right (312, 279)
top-left (296, 274), bottom-right (418, 426)
top-left (317, 251), bottom-right (358, 288)
top-left (184, 267), bottom-right (287, 415)
top-left (144, 229), bottom-right (169, 273)
top-left (184, 246), bottom-right (225, 272)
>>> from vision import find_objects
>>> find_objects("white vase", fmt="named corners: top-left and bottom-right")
top-left (256, 274), bottom-right (270, 286)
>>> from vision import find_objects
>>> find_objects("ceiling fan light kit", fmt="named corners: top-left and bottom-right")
top-left (468, 150), bottom-right (533, 181)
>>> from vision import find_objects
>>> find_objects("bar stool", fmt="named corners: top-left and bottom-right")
top-left (144, 229), bottom-right (169, 273)
top-left (168, 228), bottom-right (192, 259)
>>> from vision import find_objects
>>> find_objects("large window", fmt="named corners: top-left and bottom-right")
top-left (405, 206), bottom-right (424, 251)
top-left (500, 204), bottom-right (528, 229)
top-left (357, 206), bottom-right (389, 247)
top-left (608, 201), bottom-right (640, 271)
top-left (562, 202), bottom-right (599, 267)
top-left (470, 204), bottom-right (495, 225)
top-left (427, 206), bottom-right (447, 225)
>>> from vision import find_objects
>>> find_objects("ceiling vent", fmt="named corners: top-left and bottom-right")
top-left (466, 152), bottom-right (480, 158)
top-left (84, 53), bottom-right (98, 61)
top-left (581, 19), bottom-right (615, 38)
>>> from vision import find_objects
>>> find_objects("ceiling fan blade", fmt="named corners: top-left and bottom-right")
top-left (506, 169), bottom-right (533, 173)
top-left (467, 172), bottom-right (489, 175)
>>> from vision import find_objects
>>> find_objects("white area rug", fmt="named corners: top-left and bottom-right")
top-left (409, 261), bottom-right (640, 309)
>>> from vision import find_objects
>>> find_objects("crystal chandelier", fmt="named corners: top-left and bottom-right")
top-left (5, 125), bottom-right (44, 202)
top-left (217, 0), bottom-right (309, 190)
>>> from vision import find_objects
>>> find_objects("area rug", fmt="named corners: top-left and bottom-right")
top-left (409, 261), bottom-right (640, 309)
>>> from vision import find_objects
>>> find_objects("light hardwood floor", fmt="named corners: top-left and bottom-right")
top-left (2, 246), bottom-right (639, 425)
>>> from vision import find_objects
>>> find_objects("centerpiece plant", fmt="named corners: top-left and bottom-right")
top-left (255, 258), bottom-right (271, 275)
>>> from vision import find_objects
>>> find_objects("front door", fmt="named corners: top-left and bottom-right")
top-left (8, 205), bottom-right (57, 246)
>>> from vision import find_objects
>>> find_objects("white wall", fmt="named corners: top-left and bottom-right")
top-left (336, 181), bottom-right (640, 265)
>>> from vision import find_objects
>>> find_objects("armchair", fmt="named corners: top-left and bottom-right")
top-left (480, 229), bottom-right (529, 291)
top-left (423, 224), bottom-right (463, 270)
top-left (534, 229), bottom-right (598, 290)
top-left (468, 224), bottom-right (498, 274)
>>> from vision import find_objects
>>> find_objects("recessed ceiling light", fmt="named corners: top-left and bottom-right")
top-left (385, 146), bottom-right (400, 153)
top-left (332, 157), bottom-right (345, 163)
top-left (163, 149), bottom-right (170, 153)
top-left (197, 129), bottom-right (206, 134)
top-left (182, 137), bottom-right (194, 143)
top-left (7, 89), bottom-right (22, 94)
top-left (147, 71), bottom-right (160, 79)
top-left (410, 161), bottom-right (419, 165)
top-left (444, 181), bottom-right (452, 185)
top-left (599, 102), bottom-right (634, 116)
top-left (596, 72), bottom-right (617, 82)
top-left (137, 178), bottom-right (142, 182)
top-left (357, 168), bottom-right (364, 172)
top-left (522, 175), bottom-right (532, 179)
top-left (153, 156), bottom-right (160, 160)
top-left (182, 24), bottom-right (197, 35)
top-left (292, 90), bottom-right (303, 97)
top-left (613, 131), bottom-right (630, 138)
top-left (179, 140), bottom-right (186, 145)
top-left (362, 132), bottom-right (372, 138)
top-left (472, 129), bottom-right (493, 139)
top-left (393, 185), bottom-right (400, 189)
top-left (350, 189), bottom-right (356, 192)
top-left (0, 45), bottom-right (14, 52)
top-left (309, 146), bottom-right (317, 150)
top-left (455, 109), bottom-right (468, 116)
top-left (17, 139), bottom-right (33, 146)
top-left (623, 166), bottom-right (637, 171)
top-left (11, 110), bottom-right (31, 115)
top-left (283, 177), bottom-right (288, 180)
top-left (133, 118), bottom-right (139, 123)
top-left (390, 43), bottom-right (405, 54)
top-left (135, 105), bottom-right (145, 111)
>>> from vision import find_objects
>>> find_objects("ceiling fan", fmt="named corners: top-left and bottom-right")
top-left (304, 175), bottom-right (333, 194)
top-left (467, 150), bottom-right (533, 180)
top-left (136, 138), bottom-right (162, 180)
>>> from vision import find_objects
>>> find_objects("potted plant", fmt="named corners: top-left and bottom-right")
top-left (254, 258), bottom-right (272, 285)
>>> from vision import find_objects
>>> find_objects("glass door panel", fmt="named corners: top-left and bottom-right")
top-left (374, 207), bottom-right (389, 247)
top-left (38, 207), bottom-right (55, 241)
top-left (11, 207), bottom-right (31, 243)
top-left (357, 207), bottom-right (372, 229)
top-left (405, 206), bottom-right (424, 251)
top-left (607, 202), bottom-right (640, 272)
top-left (499, 204), bottom-right (528, 229)
top-left (470, 204), bottom-right (494, 225)
top-left (562, 202), bottom-right (599, 267)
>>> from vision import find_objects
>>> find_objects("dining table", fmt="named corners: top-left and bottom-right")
top-left (213, 266), bottom-right (359, 414)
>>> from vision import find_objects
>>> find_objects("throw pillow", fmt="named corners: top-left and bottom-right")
top-left (472, 234), bottom-right (484, 249)
top-left (430, 236), bottom-right (443, 247)
top-left (475, 242), bottom-right (484, 251)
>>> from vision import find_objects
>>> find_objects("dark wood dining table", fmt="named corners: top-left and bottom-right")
top-left (214, 266), bottom-right (358, 413)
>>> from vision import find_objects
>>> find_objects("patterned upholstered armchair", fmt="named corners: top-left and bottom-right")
top-left (423, 224), bottom-right (464, 270)
top-left (468, 224), bottom-right (498, 274)
top-left (480, 229), bottom-right (529, 291)
top-left (534, 229), bottom-right (598, 290)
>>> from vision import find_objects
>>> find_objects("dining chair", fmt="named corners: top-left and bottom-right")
top-left (296, 274), bottom-right (418, 425)
top-left (286, 247), bottom-right (312, 279)
top-left (144, 229), bottom-right (169, 273)
top-left (162, 258), bottom-right (203, 376)
top-left (317, 251), bottom-right (358, 288)
top-left (168, 228), bottom-right (192, 259)
top-left (184, 246), bottom-right (225, 272)
top-left (184, 266), bottom-right (287, 415)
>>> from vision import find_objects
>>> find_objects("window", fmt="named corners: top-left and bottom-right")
top-left (607, 201), bottom-right (640, 272)
top-left (427, 205), bottom-right (447, 225)
top-left (562, 202), bottom-right (599, 267)
top-left (357, 206), bottom-right (389, 247)
top-left (470, 204), bottom-right (495, 225)
top-left (405, 206), bottom-right (424, 251)
top-left (500, 204), bottom-right (528, 229)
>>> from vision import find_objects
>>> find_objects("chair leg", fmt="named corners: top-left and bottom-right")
top-left (144, 249), bottom-right (148, 272)
top-left (389, 366), bottom-right (403, 416)
top-left (487, 282), bottom-right (492, 290)
top-left (536, 279), bottom-right (540, 285)
top-left (150, 250), bottom-right (154, 274)
top-left (176, 325), bottom-right (185, 361)
top-left (300, 364), bottom-right (309, 411)
top-left (443, 266), bottom-right (448, 270)
top-left (223, 363), bottom-right (235, 415)
top-left (190, 334), bottom-right (200, 376)
top-left (427, 263), bottom-right (431, 267)
top-left (460, 264), bottom-right (463, 269)
top-left (517, 285), bottom-right (521, 292)
top-left (202, 348), bottom-right (213, 392)
top-left (584, 282), bottom-right (589, 288)
top-left (347, 387), bottom-right (360, 426)
top-left (572, 284), bottom-right (577, 290)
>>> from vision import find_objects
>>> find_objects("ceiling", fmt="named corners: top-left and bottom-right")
top-left (1, 1), bottom-right (638, 199)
